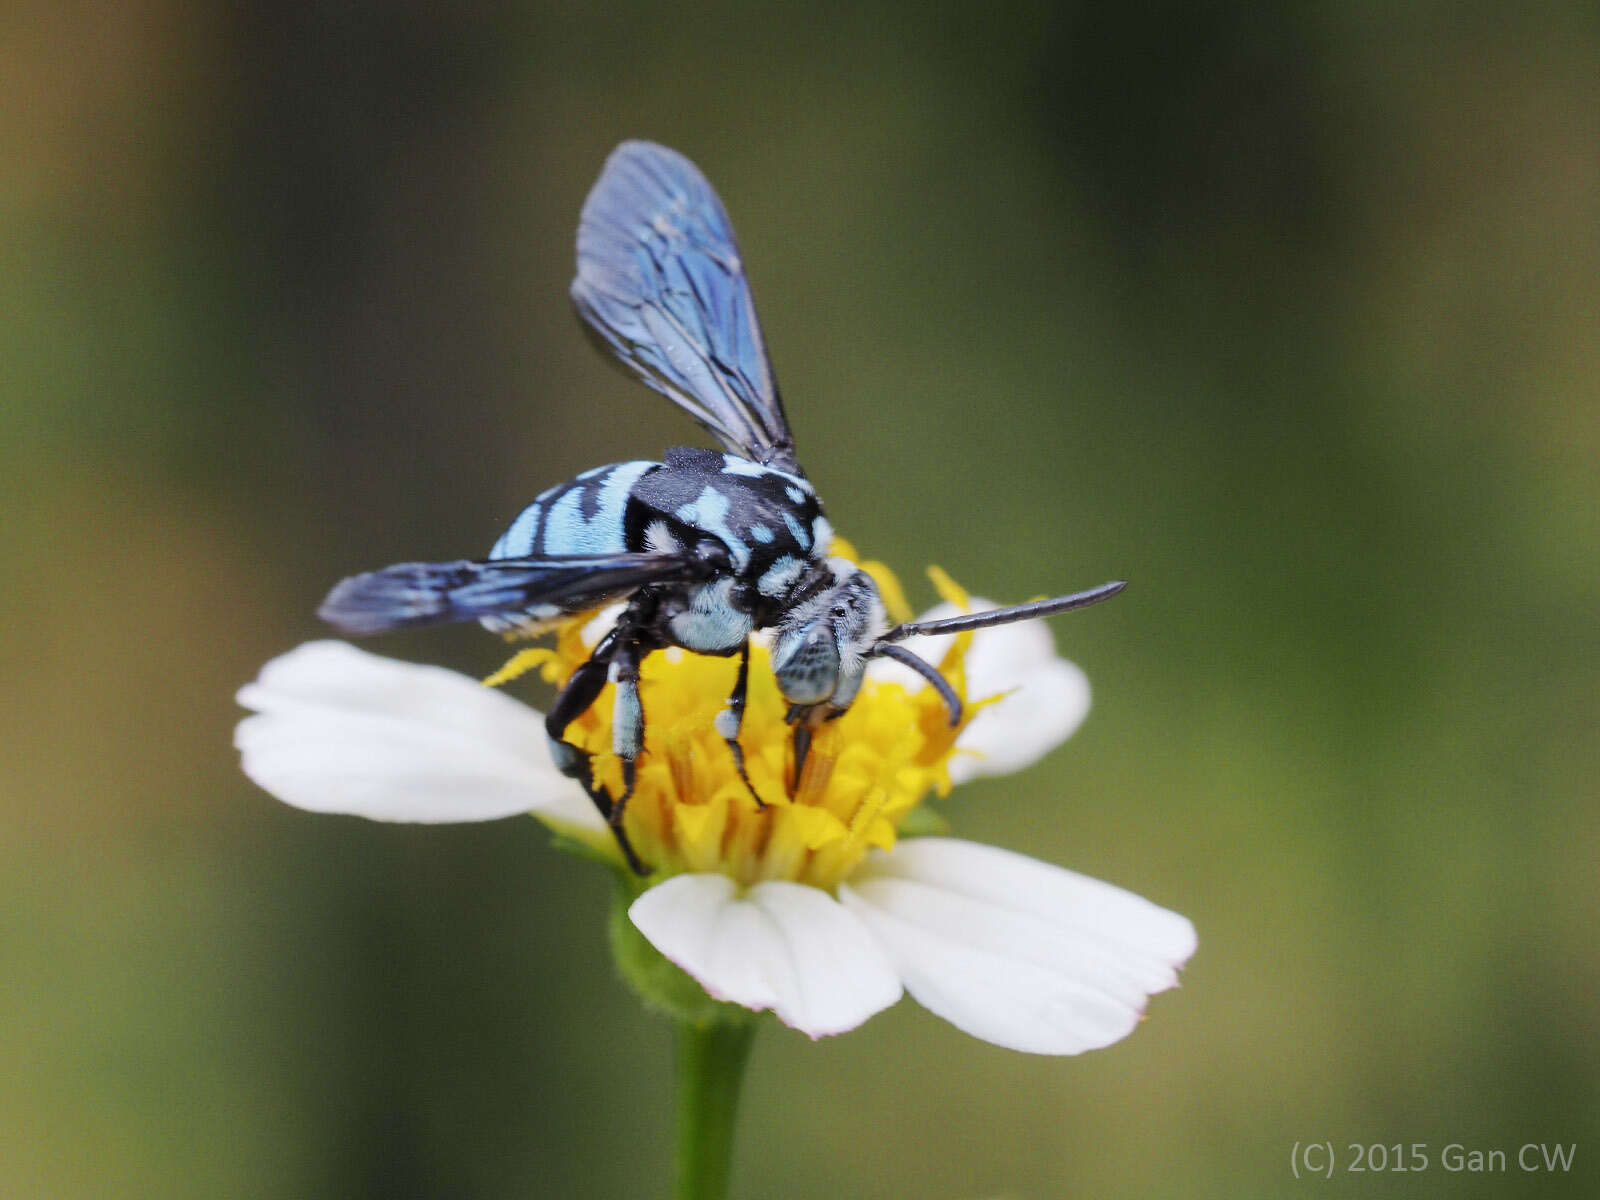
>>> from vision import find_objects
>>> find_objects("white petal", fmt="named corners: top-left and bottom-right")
top-left (630, 875), bottom-right (902, 1038)
top-left (235, 641), bottom-right (601, 830)
top-left (868, 600), bottom-right (1091, 782)
top-left (839, 838), bottom-right (1194, 1055)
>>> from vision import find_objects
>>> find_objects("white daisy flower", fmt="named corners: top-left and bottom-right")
top-left (237, 571), bottom-right (1193, 1054)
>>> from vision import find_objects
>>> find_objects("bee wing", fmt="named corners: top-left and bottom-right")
top-left (571, 141), bottom-right (800, 473)
top-left (318, 551), bottom-right (697, 636)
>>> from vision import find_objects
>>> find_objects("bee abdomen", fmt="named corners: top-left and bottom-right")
top-left (489, 460), bottom-right (661, 560)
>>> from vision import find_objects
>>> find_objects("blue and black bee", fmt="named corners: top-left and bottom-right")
top-left (320, 141), bottom-right (1124, 873)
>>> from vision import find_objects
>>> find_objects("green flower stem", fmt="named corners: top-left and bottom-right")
top-left (674, 1016), bottom-right (757, 1200)
top-left (605, 875), bottom-right (757, 1198)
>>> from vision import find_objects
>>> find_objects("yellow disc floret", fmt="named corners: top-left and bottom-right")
top-left (486, 553), bottom-right (985, 889)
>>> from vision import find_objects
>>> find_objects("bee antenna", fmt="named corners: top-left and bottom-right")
top-left (877, 581), bottom-right (1127, 644)
top-left (868, 643), bottom-right (962, 727)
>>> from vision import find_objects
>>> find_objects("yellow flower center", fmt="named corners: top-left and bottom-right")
top-left (486, 545), bottom-right (984, 889)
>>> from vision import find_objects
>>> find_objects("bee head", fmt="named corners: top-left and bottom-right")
top-left (770, 559), bottom-right (887, 708)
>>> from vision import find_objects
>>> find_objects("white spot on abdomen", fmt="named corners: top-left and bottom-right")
top-left (542, 461), bottom-right (654, 554)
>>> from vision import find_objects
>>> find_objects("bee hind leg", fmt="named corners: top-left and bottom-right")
top-left (545, 631), bottom-right (650, 875)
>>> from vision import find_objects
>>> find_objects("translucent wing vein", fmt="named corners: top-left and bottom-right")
top-left (318, 552), bottom-right (696, 636)
top-left (572, 141), bottom-right (800, 472)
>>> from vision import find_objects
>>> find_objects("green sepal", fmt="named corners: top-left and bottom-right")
top-left (608, 877), bottom-right (755, 1028)
top-left (544, 826), bottom-right (623, 870)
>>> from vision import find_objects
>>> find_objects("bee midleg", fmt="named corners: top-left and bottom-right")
top-left (608, 636), bottom-right (647, 822)
top-left (713, 641), bottom-right (763, 808)
top-left (545, 629), bottom-right (648, 875)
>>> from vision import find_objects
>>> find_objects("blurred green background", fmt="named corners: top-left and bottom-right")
top-left (4, 2), bottom-right (1596, 1196)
